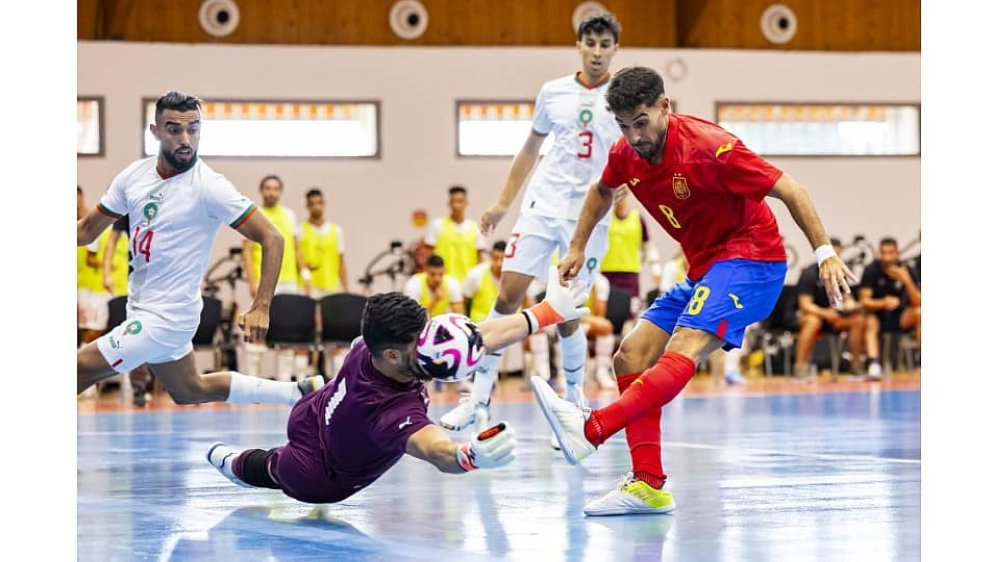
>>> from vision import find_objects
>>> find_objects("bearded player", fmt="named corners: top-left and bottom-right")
top-left (440, 13), bottom-right (624, 433)
top-left (534, 67), bottom-right (856, 516)
top-left (206, 267), bottom-right (588, 504)
top-left (76, 91), bottom-right (323, 407)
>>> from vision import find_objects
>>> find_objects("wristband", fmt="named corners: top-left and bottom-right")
top-left (456, 444), bottom-right (477, 472)
top-left (525, 302), bottom-right (562, 333)
top-left (814, 244), bottom-right (836, 265)
top-left (300, 268), bottom-right (312, 281)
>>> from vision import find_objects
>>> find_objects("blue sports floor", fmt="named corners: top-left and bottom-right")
top-left (78, 383), bottom-right (920, 561)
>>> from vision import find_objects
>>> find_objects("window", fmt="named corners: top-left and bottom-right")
top-left (715, 103), bottom-right (920, 156)
top-left (457, 101), bottom-right (554, 157)
top-left (78, 97), bottom-right (103, 156)
top-left (142, 100), bottom-right (380, 158)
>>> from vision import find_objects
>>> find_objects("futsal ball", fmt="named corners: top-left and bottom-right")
top-left (415, 313), bottom-right (485, 382)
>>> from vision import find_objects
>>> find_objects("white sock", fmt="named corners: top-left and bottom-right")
top-left (559, 327), bottom-right (588, 387)
top-left (227, 371), bottom-right (299, 406)
top-left (470, 308), bottom-right (508, 405)
top-left (595, 334), bottom-right (615, 376)
top-left (724, 349), bottom-right (741, 375)
top-left (528, 332), bottom-right (551, 381)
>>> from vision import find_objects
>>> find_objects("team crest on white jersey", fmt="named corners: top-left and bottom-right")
top-left (142, 193), bottom-right (164, 226)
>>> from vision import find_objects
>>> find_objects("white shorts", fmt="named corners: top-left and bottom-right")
top-left (78, 289), bottom-right (110, 331)
top-left (96, 312), bottom-right (194, 373)
top-left (502, 214), bottom-right (609, 292)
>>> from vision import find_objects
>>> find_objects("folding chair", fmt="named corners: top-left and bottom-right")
top-left (318, 293), bottom-right (367, 377)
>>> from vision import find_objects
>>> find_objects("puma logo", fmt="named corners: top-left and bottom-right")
top-left (728, 293), bottom-right (744, 309)
top-left (398, 416), bottom-right (413, 430)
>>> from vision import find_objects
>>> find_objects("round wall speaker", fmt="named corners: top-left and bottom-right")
top-left (389, 0), bottom-right (429, 40)
top-left (199, 0), bottom-right (240, 38)
top-left (571, 2), bottom-right (609, 34)
top-left (760, 4), bottom-right (797, 45)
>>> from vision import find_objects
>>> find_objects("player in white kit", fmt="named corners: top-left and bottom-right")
top-left (76, 92), bottom-right (323, 406)
top-left (440, 14), bottom-right (623, 431)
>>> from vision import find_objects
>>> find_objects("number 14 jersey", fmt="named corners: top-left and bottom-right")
top-left (521, 73), bottom-right (621, 226)
top-left (97, 156), bottom-right (255, 331)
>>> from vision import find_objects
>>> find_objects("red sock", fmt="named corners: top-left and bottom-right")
top-left (585, 352), bottom-right (696, 448)
top-left (612, 373), bottom-right (666, 489)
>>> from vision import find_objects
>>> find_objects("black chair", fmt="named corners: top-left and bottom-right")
top-left (760, 285), bottom-right (799, 376)
top-left (319, 293), bottom-right (367, 345)
top-left (318, 293), bottom-right (367, 377)
top-left (266, 294), bottom-right (318, 346)
top-left (605, 287), bottom-right (632, 337)
top-left (192, 296), bottom-right (223, 371)
top-left (105, 296), bottom-right (128, 335)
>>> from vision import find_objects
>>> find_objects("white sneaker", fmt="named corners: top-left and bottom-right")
top-left (206, 442), bottom-right (252, 488)
top-left (566, 382), bottom-right (587, 410)
top-left (529, 376), bottom-right (596, 465)
top-left (439, 397), bottom-right (489, 432)
top-left (584, 473), bottom-right (676, 516)
top-left (595, 369), bottom-right (617, 391)
top-left (867, 361), bottom-right (883, 380)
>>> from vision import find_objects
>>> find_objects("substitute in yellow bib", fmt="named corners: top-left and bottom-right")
top-left (242, 175), bottom-right (303, 297)
top-left (300, 188), bottom-right (349, 298)
top-left (424, 186), bottom-right (487, 284)
top-left (600, 190), bottom-right (659, 308)
top-left (463, 241), bottom-right (506, 322)
top-left (404, 254), bottom-right (464, 316)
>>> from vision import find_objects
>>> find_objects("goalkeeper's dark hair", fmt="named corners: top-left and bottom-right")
top-left (362, 293), bottom-right (428, 354)
top-left (606, 66), bottom-right (665, 113)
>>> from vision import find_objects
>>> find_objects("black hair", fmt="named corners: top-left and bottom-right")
top-left (448, 185), bottom-right (467, 196)
top-left (426, 254), bottom-right (445, 268)
top-left (606, 66), bottom-right (665, 113)
top-left (155, 91), bottom-right (202, 120)
top-left (491, 241), bottom-right (507, 252)
top-left (259, 174), bottom-right (283, 191)
top-left (879, 237), bottom-right (898, 248)
top-left (578, 13), bottom-right (621, 43)
top-left (306, 188), bottom-right (323, 199)
top-left (77, 186), bottom-right (83, 194)
top-left (361, 293), bottom-right (427, 355)
top-left (830, 237), bottom-right (842, 247)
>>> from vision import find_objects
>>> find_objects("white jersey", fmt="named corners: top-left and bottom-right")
top-left (98, 157), bottom-right (254, 331)
top-left (520, 73), bottom-right (621, 225)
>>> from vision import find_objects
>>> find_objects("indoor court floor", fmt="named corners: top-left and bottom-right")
top-left (78, 376), bottom-right (921, 561)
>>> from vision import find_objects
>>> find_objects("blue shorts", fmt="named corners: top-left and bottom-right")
top-left (642, 259), bottom-right (787, 351)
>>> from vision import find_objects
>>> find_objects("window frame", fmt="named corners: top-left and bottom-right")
top-left (77, 96), bottom-right (105, 158)
top-left (455, 99), bottom-right (542, 159)
top-left (713, 101), bottom-right (921, 158)
top-left (140, 97), bottom-right (382, 159)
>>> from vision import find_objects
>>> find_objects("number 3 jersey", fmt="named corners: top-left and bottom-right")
top-left (521, 73), bottom-right (621, 226)
top-left (601, 113), bottom-right (787, 281)
top-left (97, 156), bottom-right (255, 331)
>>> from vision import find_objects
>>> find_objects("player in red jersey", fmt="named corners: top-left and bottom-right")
top-left (531, 66), bottom-right (856, 516)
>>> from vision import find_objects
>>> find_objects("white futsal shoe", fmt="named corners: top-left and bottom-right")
top-left (206, 442), bottom-right (252, 488)
top-left (530, 376), bottom-right (596, 464)
top-left (550, 382), bottom-right (588, 451)
top-left (439, 397), bottom-right (490, 432)
top-left (583, 473), bottom-right (676, 516)
top-left (296, 375), bottom-right (326, 402)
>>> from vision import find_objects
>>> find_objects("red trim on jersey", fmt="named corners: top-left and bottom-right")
top-left (575, 71), bottom-right (611, 90)
top-left (96, 203), bottom-right (123, 219)
top-left (715, 319), bottom-right (729, 339)
top-left (230, 206), bottom-right (257, 230)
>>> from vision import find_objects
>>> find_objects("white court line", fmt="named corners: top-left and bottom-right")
top-left (659, 440), bottom-right (921, 464)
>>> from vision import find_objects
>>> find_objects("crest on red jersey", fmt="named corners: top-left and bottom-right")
top-left (672, 174), bottom-right (690, 200)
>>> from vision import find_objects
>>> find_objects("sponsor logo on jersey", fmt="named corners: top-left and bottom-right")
top-left (672, 173), bottom-right (691, 200)
top-left (324, 378), bottom-right (347, 426)
top-left (398, 416), bottom-right (413, 430)
top-left (715, 141), bottom-right (734, 158)
top-left (629, 177), bottom-right (641, 187)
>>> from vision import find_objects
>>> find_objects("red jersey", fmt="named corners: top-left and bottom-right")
top-left (601, 114), bottom-right (786, 280)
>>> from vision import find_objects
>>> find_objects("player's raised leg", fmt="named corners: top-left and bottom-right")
top-left (77, 341), bottom-right (118, 394)
top-left (440, 269), bottom-right (536, 431)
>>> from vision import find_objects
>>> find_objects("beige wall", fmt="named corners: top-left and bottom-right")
top-left (78, 42), bottom-right (919, 304)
